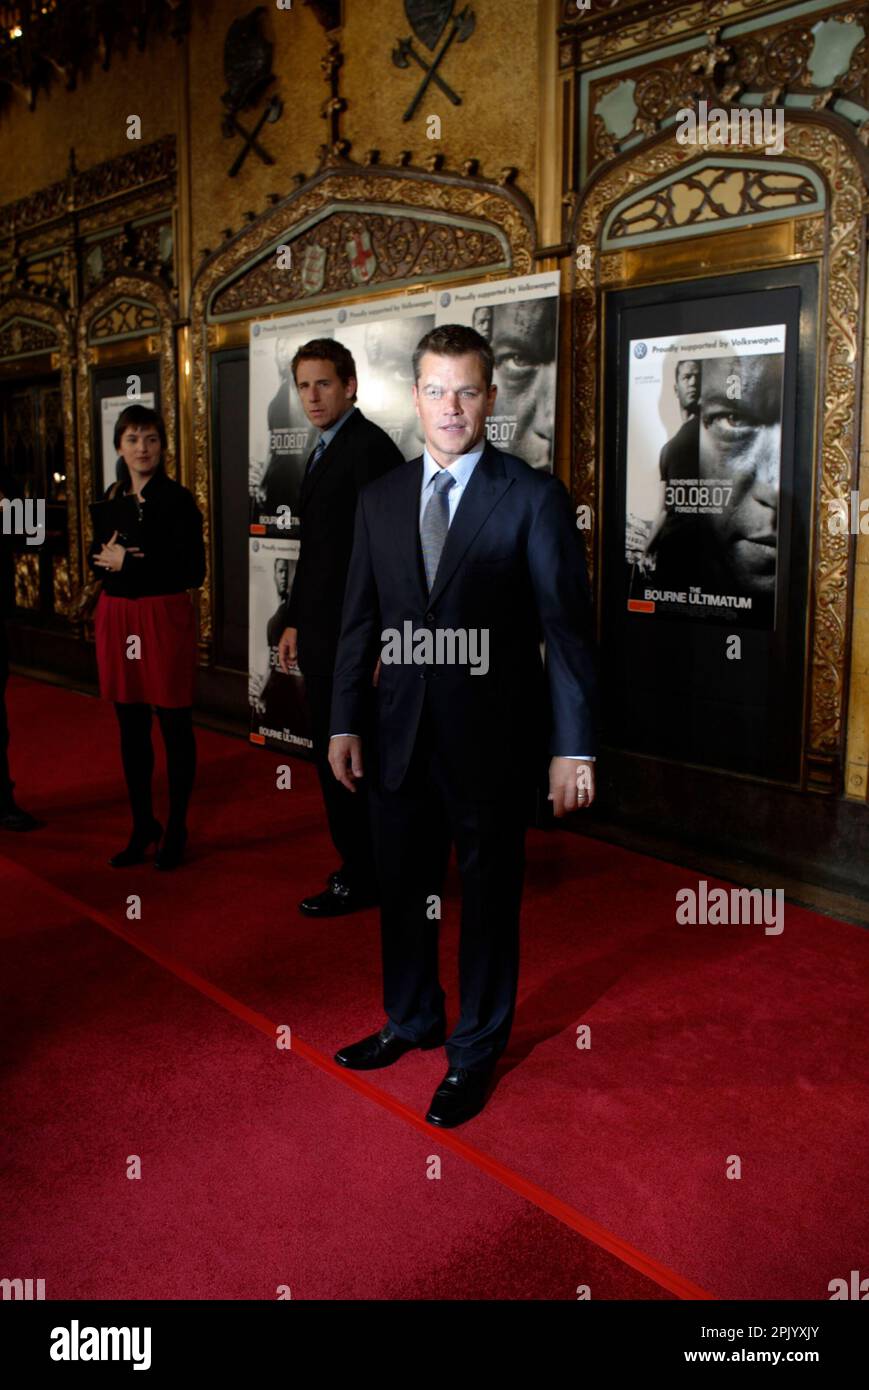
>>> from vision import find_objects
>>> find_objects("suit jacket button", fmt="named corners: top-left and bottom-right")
top-left (425, 612), bottom-right (435, 625)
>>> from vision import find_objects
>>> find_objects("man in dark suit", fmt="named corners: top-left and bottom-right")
top-left (0, 466), bottom-right (37, 831)
top-left (328, 324), bottom-right (597, 1127)
top-left (277, 338), bottom-right (404, 916)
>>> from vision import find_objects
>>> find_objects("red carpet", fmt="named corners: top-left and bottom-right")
top-left (2, 673), bottom-right (868, 1299)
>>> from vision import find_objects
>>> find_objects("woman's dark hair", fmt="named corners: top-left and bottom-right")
top-left (291, 338), bottom-right (358, 402)
top-left (113, 404), bottom-right (168, 489)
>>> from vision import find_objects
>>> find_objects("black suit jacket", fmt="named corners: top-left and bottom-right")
top-left (281, 407), bottom-right (404, 677)
top-left (331, 443), bottom-right (597, 797)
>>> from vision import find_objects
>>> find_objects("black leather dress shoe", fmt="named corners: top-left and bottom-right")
top-left (299, 876), bottom-right (378, 917)
top-left (425, 1066), bottom-right (495, 1128)
top-left (0, 801), bottom-right (40, 832)
top-left (334, 1022), bottom-right (446, 1070)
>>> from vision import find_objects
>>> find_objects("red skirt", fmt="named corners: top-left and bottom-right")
top-left (95, 592), bottom-right (197, 707)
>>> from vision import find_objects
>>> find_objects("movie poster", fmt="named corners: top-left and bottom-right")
top-left (247, 271), bottom-right (561, 750)
top-left (248, 536), bottom-right (311, 751)
top-left (248, 293), bottom-right (439, 538)
top-left (624, 325), bottom-right (786, 629)
top-left (247, 270), bottom-right (561, 538)
top-left (439, 271), bottom-right (559, 471)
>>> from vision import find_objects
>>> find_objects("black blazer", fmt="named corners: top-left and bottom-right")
top-left (281, 407), bottom-right (404, 677)
top-left (331, 443), bottom-right (598, 797)
top-left (88, 470), bottom-right (205, 598)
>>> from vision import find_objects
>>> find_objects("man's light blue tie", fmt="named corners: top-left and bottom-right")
top-left (420, 469), bottom-right (455, 592)
top-left (306, 436), bottom-right (327, 475)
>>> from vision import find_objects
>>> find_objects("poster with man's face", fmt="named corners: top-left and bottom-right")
top-left (248, 536), bottom-right (311, 750)
top-left (439, 272), bottom-right (559, 471)
top-left (625, 326), bottom-right (786, 629)
top-left (248, 273), bottom-right (561, 752)
top-left (249, 323), bottom-right (317, 537)
top-left (248, 295), bottom-right (441, 540)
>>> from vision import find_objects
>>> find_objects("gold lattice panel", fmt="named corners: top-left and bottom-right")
top-left (88, 299), bottom-right (161, 344)
top-left (607, 166), bottom-right (819, 242)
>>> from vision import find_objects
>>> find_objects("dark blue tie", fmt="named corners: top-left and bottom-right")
top-left (420, 469), bottom-right (455, 592)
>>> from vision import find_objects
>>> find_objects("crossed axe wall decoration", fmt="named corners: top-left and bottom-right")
top-left (392, 3), bottom-right (476, 123)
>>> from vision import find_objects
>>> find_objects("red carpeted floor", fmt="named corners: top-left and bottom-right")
top-left (2, 673), bottom-right (868, 1300)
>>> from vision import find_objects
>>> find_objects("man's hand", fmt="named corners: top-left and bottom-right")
top-left (277, 626), bottom-right (298, 674)
top-left (329, 735), bottom-right (364, 792)
top-left (372, 657), bottom-right (382, 688)
top-left (548, 757), bottom-right (595, 818)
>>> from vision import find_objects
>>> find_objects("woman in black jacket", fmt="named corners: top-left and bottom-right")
top-left (90, 404), bottom-right (205, 869)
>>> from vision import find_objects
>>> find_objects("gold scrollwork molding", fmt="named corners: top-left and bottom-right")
top-left (570, 118), bottom-right (866, 790)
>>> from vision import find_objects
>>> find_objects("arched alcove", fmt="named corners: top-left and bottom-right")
top-left (189, 160), bottom-right (539, 648)
top-left (569, 114), bottom-right (867, 790)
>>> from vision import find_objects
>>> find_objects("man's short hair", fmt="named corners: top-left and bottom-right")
top-left (291, 338), bottom-right (358, 402)
top-left (412, 324), bottom-right (494, 389)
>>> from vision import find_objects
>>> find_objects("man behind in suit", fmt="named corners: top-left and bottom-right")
top-left (277, 338), bottom-right (404, 916)
top-left (328, 324), bottom-right (597, 1127)
top-left (0, 465), bottom-right (38, 831)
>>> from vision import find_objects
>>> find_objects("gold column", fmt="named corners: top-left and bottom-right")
top-left (535, 0), bottom-right (563, 252)
top-left (174, 28), bottom-right (194, 490)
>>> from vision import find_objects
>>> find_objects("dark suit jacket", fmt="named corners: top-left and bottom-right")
top-left (281, 407), bottom-right (404, 677)
top-left (331, 443), bottom-right (597, 797)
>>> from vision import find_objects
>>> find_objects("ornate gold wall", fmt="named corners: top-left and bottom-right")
top-left (554, 0), bottom-right (869, 800)
top-left (0, 30), bottom-right (177, 205)
top-left (187, 0), bottom-right (539, 268)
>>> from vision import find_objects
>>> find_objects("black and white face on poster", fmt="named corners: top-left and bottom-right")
top-left (441, 275), bottom-right (559, 470)
top-left (625, 325), bottom-right (785, 628)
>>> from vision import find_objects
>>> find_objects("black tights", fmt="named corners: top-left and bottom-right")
top-left (114, 702), bottom-right (196, 838)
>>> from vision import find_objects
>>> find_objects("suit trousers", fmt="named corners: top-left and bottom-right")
top-left (304, 672), bottom-right (377, 894)
top-left (369, 699), bottom-right (529, 1072)
top-left (0, 620), bottom-right (11, 806)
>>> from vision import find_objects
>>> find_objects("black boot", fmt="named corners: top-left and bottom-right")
top-left (154, 707), bottom-right (195, 872)
top-left (109, 818), bottom-right (163, 868)
top-left (155, 824), bottom-right (187, 871)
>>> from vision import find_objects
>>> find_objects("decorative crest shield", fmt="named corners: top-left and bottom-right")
top-left (405, 0), bottom-right (454, 52)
